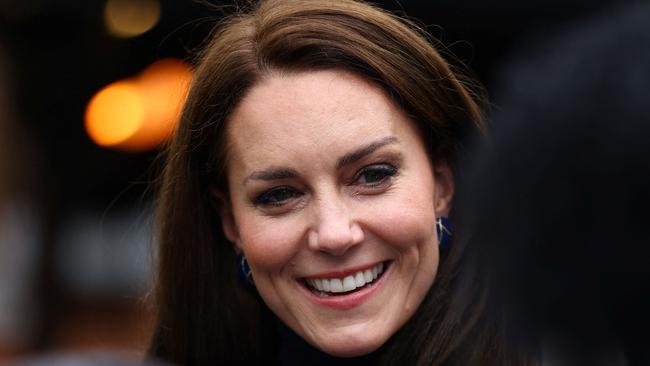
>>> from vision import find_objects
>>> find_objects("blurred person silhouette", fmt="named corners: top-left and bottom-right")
top-left (457, 2), bottom-right (650, 365)
top-left (0, 34), bottom-right (43, 361)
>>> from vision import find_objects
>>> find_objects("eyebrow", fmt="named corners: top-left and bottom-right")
top-left (244, 167), bottom-right (299, 184)
top-left (336, 136), bottom-right (399, 169)
top-left (243, 136), bottom-right (399, 185)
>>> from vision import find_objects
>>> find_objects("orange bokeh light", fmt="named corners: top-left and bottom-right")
top-left (104, 0), bottom-right (161, 38)
top-left (85, 58), bottom-right (192, 152)
top-left (85, 81), bottom-right (144, 147)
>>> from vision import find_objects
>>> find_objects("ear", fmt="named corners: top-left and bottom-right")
top-left (211, 188), bottom-right (241, 248)
top-left (433, 159), bottom-right (454, 216)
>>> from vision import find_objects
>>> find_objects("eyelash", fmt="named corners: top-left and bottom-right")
top-left (352, 164), bottom-right (398, 188)
top-left (254, 186), bottom-right (303, 207)
top-left (253, 163), bottom-right (399, 208)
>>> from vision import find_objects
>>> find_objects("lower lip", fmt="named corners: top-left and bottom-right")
top-left (296, 262), bottom-right (392, 310)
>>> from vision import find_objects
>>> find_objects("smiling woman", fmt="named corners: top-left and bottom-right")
top-left (148, 1), bottom-right (524, 365)
top-left (221, 70), bottom-right (448, 357)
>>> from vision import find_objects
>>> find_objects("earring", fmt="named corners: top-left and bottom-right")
top-left (236, 253), bottom-right (255, 286)
top-left (436, 216), bottom-right (453, 250)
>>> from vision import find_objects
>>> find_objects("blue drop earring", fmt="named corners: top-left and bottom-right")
top-left (236, 253), bottom-right (255, 287)
top-left (436, 216), bottom-right (453, 250)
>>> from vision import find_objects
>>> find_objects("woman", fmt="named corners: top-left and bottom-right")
top-left (149, 0), bottom-right (520, 365)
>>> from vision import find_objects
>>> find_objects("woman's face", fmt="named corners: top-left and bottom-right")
top-left (221, 70), bottom-right (453, 357)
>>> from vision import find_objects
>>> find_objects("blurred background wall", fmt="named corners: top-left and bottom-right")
top-left (0, 0), bottom-right (622, 362)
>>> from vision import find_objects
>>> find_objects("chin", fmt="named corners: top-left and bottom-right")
top-left (311, 329), bottom-right (389, 358)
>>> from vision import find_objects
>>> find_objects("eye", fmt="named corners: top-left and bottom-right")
top-left (354, 164), bottom-right (397, 186)
top-left (254, 186), bottom-right (302, 207)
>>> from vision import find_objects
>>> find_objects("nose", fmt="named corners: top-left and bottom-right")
top-left (308, 194), bottom-right (364, 256)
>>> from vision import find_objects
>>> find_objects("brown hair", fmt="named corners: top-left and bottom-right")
top-left (149, 0), bottom-right (524, 365)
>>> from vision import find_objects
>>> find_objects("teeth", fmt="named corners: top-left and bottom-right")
top-left (354, 272), bottom-right (365, 287)
top-left (305, 262), bottom-right (386, 295)
top-left (342, 276), bottom-right (356, 291)
top-left (330, 278), bottom-right (343, 293)
top-left (363, 269), bottom-right (373, 283)
top-left (314, 278), bottom-right (323, 291)
top-left (322, 278), bottom-right (331, 292)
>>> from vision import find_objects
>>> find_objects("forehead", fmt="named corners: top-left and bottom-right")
top-left (225, 70), bottom-right (416, 170)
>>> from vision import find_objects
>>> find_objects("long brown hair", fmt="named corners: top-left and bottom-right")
top-left (149, 1), bottom-right (521, 365)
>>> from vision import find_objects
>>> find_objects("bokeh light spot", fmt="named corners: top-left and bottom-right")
top-left (85, 59), bottom-right (193, 152)
top-left (104, 0), bottom-right (161, 38)
top-left (85, 81), bottom-right (144, 147)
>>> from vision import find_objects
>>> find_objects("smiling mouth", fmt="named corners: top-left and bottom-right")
top-left (302, 262), bottom-right (389, 297)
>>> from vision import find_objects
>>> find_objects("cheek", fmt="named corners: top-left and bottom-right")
top-left (362, 180), bottom-right (437, 248)
top-left (371, 204), bottom-right (436, 249)
top-left (236, 215), bottom-right (304, 272)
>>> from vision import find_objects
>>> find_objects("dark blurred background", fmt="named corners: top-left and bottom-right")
top-left (0, 0), bottom-right (620, 362)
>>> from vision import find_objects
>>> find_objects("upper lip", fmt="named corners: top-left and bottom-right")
top-left (302, 260), bottom-right (386, 279)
